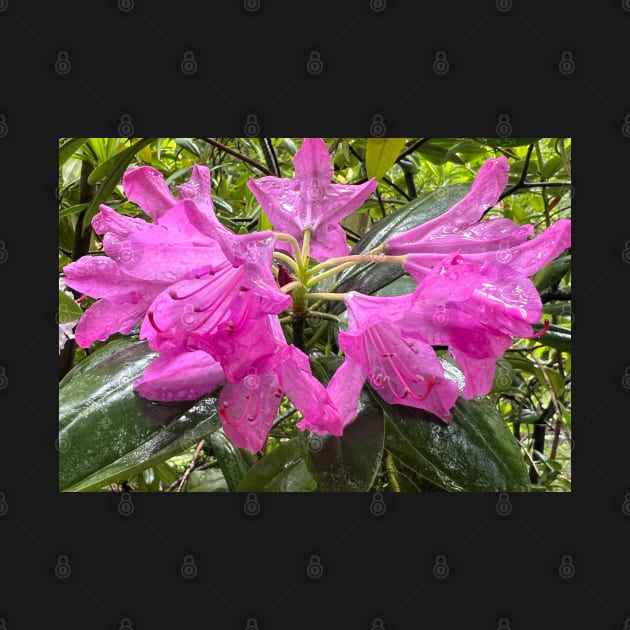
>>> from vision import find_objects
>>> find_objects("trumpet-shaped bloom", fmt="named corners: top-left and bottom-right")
top-left (337, 291), bottom-right (460, 422)
top-left (141, 200), bottom-right (291, 354)
top-left (407, 252), bottom-right (557, 398)
top-left (247, 138), bottom-right (377, 261)
top-left (385, 157), bottom-right (542, 281)
top-left (64, 166), bottom-right (229, 347)
top-left (213, 316), bottom-right (348, 451)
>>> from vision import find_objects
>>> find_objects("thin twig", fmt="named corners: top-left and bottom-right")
top-left (199, 138), bottom-right (273, 175)
top-left (176, 439), bottom-right (206, 492)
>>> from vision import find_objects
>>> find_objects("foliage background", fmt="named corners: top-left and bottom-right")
top-left (58, 137), bottom-right (571, 493)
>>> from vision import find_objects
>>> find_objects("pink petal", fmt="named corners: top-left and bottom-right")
top-left (450, 350), bottom-right (497, 398)
top-left (206, 314), bottom-right (284, 382)
top-left (64, 256), bottom-right (164, 302)
top-left (134, 350), bottom-right (224, 402)
top-left (323, 359), bottom-right (366, 430)
top-left (475, 218), bottom-right (571, 276)
top-left (247, 177), bottom-right (302, 236)
top-left (403, 304), bottom-right (513, 360)
top-left (309, 222), bottom-right (351, 261)
top-left (279, 346), bottom-right (346, 436)
top-left (74, 299), bottom-right (150, 347)
top-left (219, 371), bottom-right (282, 452)
top-left (339, 322), bottom-right (458, 421)
top-left (140, 266), bottom-right (246, 346)
top-left (176, 164), bottom-right (214, 216)
top-left (416, 218), bottom-right (533, 255)
top-left (92, 204), bottom-right (151, 237)
top-left (386, 156), bottom-right (510, 254)
top-left (344, 290), bottom-right (416, 331)
top-left (123, 166), bottom-right (176, 220)
top-left (293, 137), bottom-right (333, 182)
top-left (310, 180), bottom-right (377, 231)
top-left (102, 219), bottom-right (226, 283)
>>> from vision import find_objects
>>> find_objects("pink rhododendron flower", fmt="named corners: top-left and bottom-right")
top-left (405, 249), bottom-right (571, 399)
top-left (248, 138), bottom-right (377, 261)
top-left (385, 157), bottom-right (540, 280)
top-left (337, 291), bottom-right (460, 422)
top-left (212, 315), bottom-right (348, 451)
top-left (64, 165), bottom-right (228, 347)
top-left (62, 141), bottom-right (571, 456)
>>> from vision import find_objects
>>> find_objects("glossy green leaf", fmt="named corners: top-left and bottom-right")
top-left (366, 138), bottom-right (406, 181)
top-left (59, 138), bottom-right (89, 167)
top-left (185, 468), bottom-right (229, 492)
top-left (236, 439), bottom-right (317, 492)
top-left (59, 338), bottom-right (222, 491)
top-left (301, 356), bottom-right (385, 491)
top-left (416, 142), bottom-right (464, 165)
top-left (300, 392), bottom-right (384, 492)
top-left (534, 255), bottom-right (571, 292)
top-left (381, 396), bottom-right (530, 492)
top-left (531, 323), bottom-right (571, 353)
top-left (174, 138), bottom-right (201, 158)
top-left (209, 429), bottom-right (255, 491)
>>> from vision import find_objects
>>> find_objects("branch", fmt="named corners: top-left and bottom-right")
top-left (199, 138), bottom-right (273, 175)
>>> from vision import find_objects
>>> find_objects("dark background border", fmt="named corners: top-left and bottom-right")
top-left (1, 1), bottom-right (628, 629)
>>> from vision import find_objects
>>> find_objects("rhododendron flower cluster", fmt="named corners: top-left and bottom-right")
top-left (63, 139), bottom-right (571, 452)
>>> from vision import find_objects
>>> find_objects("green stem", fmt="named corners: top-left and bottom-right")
top-left (306, 292), bottom-right (347, 302)
top-left (274, 232), bottom-right (302, 261)
top-left (272, 251), bottom-right (300, 274)
top-left (280, 280), bottom-right (304, 294)
top-left (306, 320), bottom-right (329, 349)
top-left (300, 228), bottom-right (312, 270)
top-left (309, 253), bottom-right (405, 275)
top-left (307, 261), bottom-right (359, 287)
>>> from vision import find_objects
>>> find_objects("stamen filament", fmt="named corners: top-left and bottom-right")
top-left (529, 319), bottom-right (550, 339)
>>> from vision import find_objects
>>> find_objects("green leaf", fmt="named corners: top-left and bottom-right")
top-left (416, 142), bottom-right (464, 165)
top-left (185, 468), bottom-right (229, 492)
top-left (301, 356), bottom-right (385, 491)
top-left (476, 138), bottom-right (540, 148)
top-left (531, 323), bottom-right (571, 354)
top-left (174, 138), bottom-right (201, 158)
top-left (381, 396), bottom-right (530, 492)
top-left (328, 183), bottom-right (472, 311)
top-left (59, 338), bottom-right (222, 491)
top-left (534, 255), bottom-right (571, 292)
top-left (300, 393), bottom-right (384, 492)
top-left (58, 203), bottom-right (89, 219)
top-left (58, 290), bottom-right (83, 324)
top-left (236, 439), bottom-right (317, 492)
top-left (366, 138), bottom-right (406, 181)
top-left (505, 355), bottom-right (565, 397)
top-left (83, 138), bottom-right (155, 225)
top-left (209, 429), bottom-right (255, 491)
top-left (59, 138), bottom-right (89, 167)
